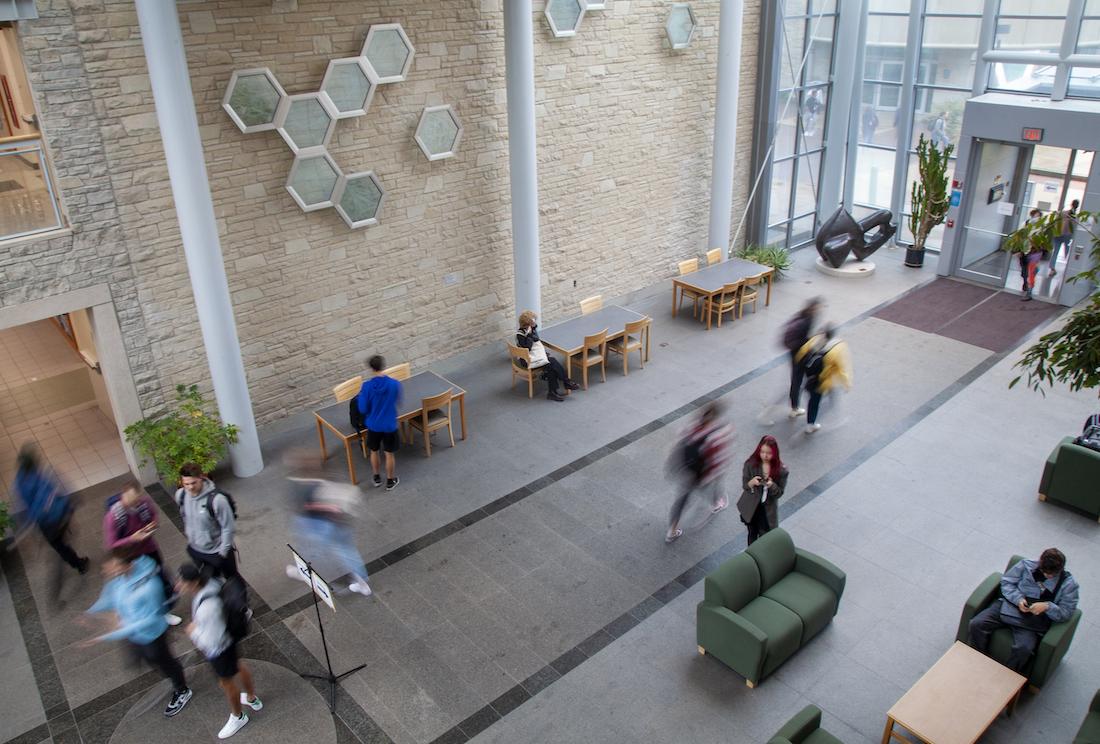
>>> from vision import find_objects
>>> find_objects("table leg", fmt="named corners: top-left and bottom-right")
top-left (565, 354), bottom-right (572, 382)
top-left (672, 284), bottom-right (678, 318)
top-left (705, 295), bottom-right (714, 330)
top-left (765, 272), bottom-right (773, 306)
top-left (644, 325), bottom-right (651, 362)
top-left (316, 417), bottom-right (327, 461)
top-left (344, 437), bottom-right (357, 485)
top-left (458, 394), bottom-right (467, 440)
top-left (880, 717), bottom-right (894, 744)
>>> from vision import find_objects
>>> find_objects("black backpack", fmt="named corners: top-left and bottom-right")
top-left (349, 397), bottom-right (366, 433)
top-left (1076, 420), bottom-right (1100, 452)
top-left (782, 316), bottom-right (807, 352)
top-left (198, 576), bottom-right (251, 642)
top-left (680, 433), bottom-right (707, 479)
top-left (177, 489), bottom-right (238, 530)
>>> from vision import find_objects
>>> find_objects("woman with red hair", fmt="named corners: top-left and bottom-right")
top-left (736, 435), bottom-right (789, 545)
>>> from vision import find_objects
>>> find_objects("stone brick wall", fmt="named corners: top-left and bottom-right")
top-left (5, 0), bottom-right (760, 425)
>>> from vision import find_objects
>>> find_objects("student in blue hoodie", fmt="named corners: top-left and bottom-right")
top-left (82, 549), bottom-right (192, 717)
top-left (356, 355), bottom-right (404, 490)
top-left (12, 444), bottom-right (89, 574)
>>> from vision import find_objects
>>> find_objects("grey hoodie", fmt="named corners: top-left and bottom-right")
top-left (176, 478), bottom-right (235, 556)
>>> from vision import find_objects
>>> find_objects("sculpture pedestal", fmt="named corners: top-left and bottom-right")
top-left (815, 257), bottom-right (876, 278)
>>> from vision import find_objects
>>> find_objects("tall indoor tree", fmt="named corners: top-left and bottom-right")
top-left (906, 134), bottom-right (954, 268)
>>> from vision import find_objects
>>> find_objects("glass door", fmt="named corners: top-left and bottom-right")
top-left (954, 141), bottom-right (1030, 286)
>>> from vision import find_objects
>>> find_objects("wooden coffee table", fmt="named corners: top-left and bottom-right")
top-left (881, 642), bottom-right (1026, 744)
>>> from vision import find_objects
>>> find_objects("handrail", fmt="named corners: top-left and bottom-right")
top-left (964, 226), bottom-right (1010, 238)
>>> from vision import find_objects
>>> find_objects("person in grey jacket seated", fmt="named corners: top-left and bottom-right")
top-left (177, 563), bottom-right (262, 739)
top-left (968, 548), bottom-right (1080, 672)
top-left (517, 310), bottom-right (579, 402)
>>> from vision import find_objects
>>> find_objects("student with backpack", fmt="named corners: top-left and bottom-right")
top-left (176, 463), bottom-right (239, 579)
top-left (11, 444), bottom-right (90, 576)
top-left (666, 402), bottom-right (732, 543)
top-left (103, 480), bottom-right (179, 623)
top-left (796, 325), bottom-right (852, 434)
top-left (782, 298), bottom-right (822, 419)
top-left (176, 562), bottom-right (260, 739)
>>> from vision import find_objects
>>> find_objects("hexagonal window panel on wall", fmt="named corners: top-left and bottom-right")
top-left (334, 171), bottom-right (385, 228)
top-left (414, 105), bottom-right (463, 161)
top-left (362, 24), bottom-right (415, 84)
top-left (320, 58), bottom-right (378, 118)
top-left (545, 0), bottom-right (588, 38)
top-left (274, 93), bottom-right (338, 155)
top-left (223, 68), bottom-right (287, 133)
top-left (286, 152), bottom-right (342, 212)
top-left (666, 3), bottom-right (697, 50)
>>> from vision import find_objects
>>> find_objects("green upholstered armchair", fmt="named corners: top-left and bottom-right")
top-left (956, 554), bottom-right (1082, 691)
top-left (1073, 689), bottom-right (1100, 744)
top-left (767, 705), bottom-right (845, 744)
top-left (1040, 437), bottom-right (1100, 521)
top-left (696, 528), bottom-right (845, 687)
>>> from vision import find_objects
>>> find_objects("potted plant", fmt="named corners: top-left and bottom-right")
top-left (906, 134), bottom-right (954, 268)
top-left (124, 384), bottom-right (239, 486)
top-left (1011, 211), bottom-right (1100, 396)
top-left (0, 501), bottom-right (12, 549)
top-left (736, 244), bottom-right (793, 279)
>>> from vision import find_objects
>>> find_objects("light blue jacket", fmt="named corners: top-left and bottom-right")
top-left (86, 555), bottom-right (168, 645)
top-left (1000, 558), bottom-right (1080, 625)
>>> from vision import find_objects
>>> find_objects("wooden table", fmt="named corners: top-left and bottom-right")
top-left (881, 642), bottom-right (1026, 744)
top-left (671, 257), bottom-right (774, 330)
top-left (313, 370), bottom-right (468, 484)
top-left (538, 305), bottom-right (650, 380)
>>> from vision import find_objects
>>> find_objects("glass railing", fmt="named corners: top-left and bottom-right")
top-left (0, 134), bottom-right (63, 240)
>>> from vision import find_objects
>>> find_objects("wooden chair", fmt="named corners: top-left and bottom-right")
top-left (507, 342), bottom-right (538, 398)
top-left (708, 281), bottom-right (742, 328)
top-left (706, 248), bottom-right (722, 265)
top-left (579, 295), bottom-right (603, 315)
top-left (607, 318), bottom-right (649, 375)
top-left (738, 273), bottom-right (765, 318)
top-left (382, 362), bottom-right (411, 381)
top-left (677, 258), bottom-right (705, 318)
top-left (408, 389), bottom-right (455, 457)
top-left (333, 376), bottom-right (363, 402)
top-left (570, 329), bottom-right (608, 390)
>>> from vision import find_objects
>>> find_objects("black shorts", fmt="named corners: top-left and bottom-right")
top-left (209, 644), bottom-right (239, 679)
top-left (366, 429), bottom-right (399, 453)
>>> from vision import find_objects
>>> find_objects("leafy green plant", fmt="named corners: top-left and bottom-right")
top-left (1011, 210), bottom-right (1100, 397)
top-left (908, 133), bottom-right (954, 253)
top-left (124, 384), bottom-right (239, 483)
top-left (736, 244), bottom-right (793, 279)
top-left (0, 501), bottom-right (12, 538)
top-left (1001, 210), bottom-right (1057, 256)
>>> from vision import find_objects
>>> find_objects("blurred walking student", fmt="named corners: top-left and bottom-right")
top-left (1049, 199), bottom-right (1078, 276)
top-left (176, 563), bottom-right (262, 739)
top-left (82, 549), bottom-right (192, 717)
top-left (1020, 208), bottom-right (1044, 301)
top-left (285, 454), bottom-right (373, 597)
top-left (782, 298), bottom-right (822, 418)
top-left (12, 444), bottom-right (89, 575)
top-left (795, 325), bottom-right (852, 434)
top-left (104, 480), bottom-right (179, 623)
top-left (737, 436), bottom-right (789, 545)
top-left (666, 402), bottom-right (732, 543)
top-left (176, 463), bottom-right (239, 579)
top-left (356, 354), bottom-right (404, 490)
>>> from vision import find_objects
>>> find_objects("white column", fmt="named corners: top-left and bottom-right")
top-left (134, 0), bottom-right (263, 478)
top-left (707, 0), bottom-right (744, 258)
top-left (504, 0), bottom-right (541, 317)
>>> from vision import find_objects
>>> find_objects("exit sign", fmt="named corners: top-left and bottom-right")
top-left (1022, 127), bottom-right (1044, 142)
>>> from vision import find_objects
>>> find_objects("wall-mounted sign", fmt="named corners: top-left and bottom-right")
top-left (1021, 127), bottom-right (1044, 142)
top-left (988, 182), bottom-right (1005, 204)
top-left (950, 189), bottom-right (961, 207)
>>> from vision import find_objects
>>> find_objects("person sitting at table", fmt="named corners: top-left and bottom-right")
top-left (516, 310), bottom-right (579, 402)
top-left (967, 548), bottom-right (1079, 673)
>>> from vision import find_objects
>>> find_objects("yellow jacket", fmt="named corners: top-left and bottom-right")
top-left (796, 335), bottom-right (852, 394)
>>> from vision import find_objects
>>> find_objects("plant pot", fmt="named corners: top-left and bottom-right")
top-left (904, 248), bottom-right (925, 268)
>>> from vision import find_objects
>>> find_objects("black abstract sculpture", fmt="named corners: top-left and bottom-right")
top-left (815, 207), bottom-right (896, 269)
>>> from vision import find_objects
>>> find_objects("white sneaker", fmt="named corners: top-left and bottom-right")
top-left (240, 693), bottom-right (263, 711)
top-left (164, 613), bottom-right (182, 626)
top-left (348, 582), bottom-right (373, 597)
top-left (789, 407), bottom-right (806, 418)
top-left (805, 423), bottom-right (821, 434)
top-left (218, 713), bottom-right (249, 739)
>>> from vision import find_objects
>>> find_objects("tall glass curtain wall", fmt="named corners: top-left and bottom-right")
top-left (766, 1), bottom-right (838, 251)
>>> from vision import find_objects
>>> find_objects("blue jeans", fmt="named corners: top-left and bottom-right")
top-left (1050, 235), bottom-right (1071, 270)
top-left (293, 515), bottom-right (368, 581)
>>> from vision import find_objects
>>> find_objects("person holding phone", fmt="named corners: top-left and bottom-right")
top-left (736, 435), bottom-right (788, 545)
top-left (516, 310), bottom-right (579, 402)
top-left (104, 480), bottom-right (179, 624)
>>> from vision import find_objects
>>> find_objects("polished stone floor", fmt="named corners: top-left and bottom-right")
top-left (2, 247), bottom-right (1096, 744)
